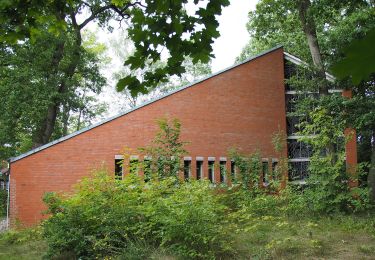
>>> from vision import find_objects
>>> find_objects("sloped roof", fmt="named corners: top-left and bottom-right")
top-left (10, 45), bottom-right (313, 163)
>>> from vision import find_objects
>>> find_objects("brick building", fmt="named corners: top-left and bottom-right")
top-left (7, 46), bottom-right (357, 227)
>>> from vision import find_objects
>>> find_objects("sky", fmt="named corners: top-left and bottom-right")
top-left (210, 0), bottom-right (257, 72)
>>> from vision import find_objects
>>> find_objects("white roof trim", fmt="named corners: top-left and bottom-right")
top-left (284, 52), bottom-right (336, 82)
top-left (286, 89), bottom-right (343, 95)
top-left (289, 158), bottom-right (310, 162)
top-left (10, 45), bottom-right (287, 163)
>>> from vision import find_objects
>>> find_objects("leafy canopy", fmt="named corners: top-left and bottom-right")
top-left (0, 0), bottom-right (230, 97)
top-left (331, 27), bottom-right (375, 85)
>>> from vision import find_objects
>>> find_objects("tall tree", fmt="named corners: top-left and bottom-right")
top-left (0, 31), bottom-right (106, 160)
top-left (238, 0), bottom-right (375, 177)
top-left (296, 0), bottom-right (327, 95)
top-left (238, 0), bottom-right (373, 69)
top-left (0, 0), bottom-right (229, 151)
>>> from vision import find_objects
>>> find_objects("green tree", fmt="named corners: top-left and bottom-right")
top-left (0, 31), bottom-right (106, 160)
top-left (239, 0), bottom-right (375, 179)
top-left (0, 0), bottom-right (227, 157)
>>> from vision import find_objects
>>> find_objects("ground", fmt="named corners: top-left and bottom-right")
top-left (233, 214), bottom-right (375, 259)
top-left (0, 214), bottom-right (374, 259)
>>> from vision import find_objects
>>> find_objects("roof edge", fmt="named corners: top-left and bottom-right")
top-left (9, 45), bottom-right (284, 163)
top-left (283, 52), bottom-right (335, 81)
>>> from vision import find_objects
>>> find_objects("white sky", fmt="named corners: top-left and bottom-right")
top-left (211, 0), bottom-right (257, 72)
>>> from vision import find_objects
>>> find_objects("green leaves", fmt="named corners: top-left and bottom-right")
top-left (0, 26), bottom-right (107, 160)
top-left (42, 169), bottom-right (232, 259)
top-left (118, 0), bottom-right (230, 95)
top-left (116, 76), bottom-right (135, 92)
top-left (331, 28), bottom-right (375, 85)
top-left (138, 117), bottom-right (188, 179)
top-left (110, 0), bottom-right (130, 7)
top-left (116, 75), bottom-right (140, 93)
top-left (0, 1), bottom-right (69, 44)
top-left (1, 0), bottom-right (226, 97)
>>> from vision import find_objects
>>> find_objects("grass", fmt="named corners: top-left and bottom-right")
top-left (0, 240), bottom-right (46, 260)
top-left (0, 214), bottom-right (374, 259)
top-left (0, 227), bottom-right (47, 260)
top-left (232, 213), bottom-right (375, 259)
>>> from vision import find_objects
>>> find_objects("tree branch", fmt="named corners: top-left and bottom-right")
top-left (78, 2), bottom-right (146, 30)
top-left (79, 5), bottom-right (113, 30)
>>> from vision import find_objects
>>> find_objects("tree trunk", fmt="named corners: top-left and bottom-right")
top-left (62, 103), bottom-right (70, 136)
top-left (297, 0), bottom-right (338, 164)
top-left (32, 103), bottom-right (59, 148)
top-left (297, 0), bottom-right (328, 96)
top-left (32, 11), bottom-right (82, 148)
top-left (32, 35), bottom-right (65, 147)
top-left (368, 131), bottom-right (375, 203)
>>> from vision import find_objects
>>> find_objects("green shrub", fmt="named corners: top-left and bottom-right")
top-left (224, 186), bottom-right (306, 221)
top-left (138, 117), bottom-right (188, 179)
top-left (42, 169), bottom-right (234, 259)
top-left (0, 189), bottom-right (7, 217)
top-left (228, 149), bottom-right (263, 193)
top-left (300, 107), bottom-right (372, 213)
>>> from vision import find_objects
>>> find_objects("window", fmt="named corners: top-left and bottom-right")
top-left (230, 160), bottom-right (236, 182)
top-left (219, 161), bottom-right (226, 183)
top-left (288, 139), bottom-right (313, 158)
top-left (130, 159), bottom-right (139, 175)
top-left (289, 160), bottom-right (309, 181)
top-left (196, 160), bottom-right (203, 180)
top-left (208, 161), bottom-right (215, 183)
top-left (143, 159), bottom-right (151, 182)
top-left (115, 159), bottom-right (123, 180)
top-left (184, 160), bottom-right (191, 180)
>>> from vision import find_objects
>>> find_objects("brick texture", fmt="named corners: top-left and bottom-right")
top-left (10, 48), bottom-right (287, 226)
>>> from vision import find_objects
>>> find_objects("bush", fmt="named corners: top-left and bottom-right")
top-left (42, 169), bottom-right (234, 259)
top-left (300, 107), bottom-right (372, 213)
top-left (224, 185), bottom-right (307, 220)
top-left (0, 189), bottom-right (7, 217)
top-left (138, 117), bottom-right (188, 179)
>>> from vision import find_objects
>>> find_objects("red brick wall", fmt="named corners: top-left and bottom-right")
top-left (342, 90), bottom-right (358, 187)
top-left (10, 48), bottom-right (287, 226)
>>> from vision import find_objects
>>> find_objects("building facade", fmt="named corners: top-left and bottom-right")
top-left (7, 46), bottom-right (357, 227)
